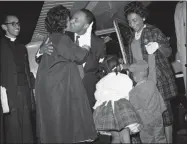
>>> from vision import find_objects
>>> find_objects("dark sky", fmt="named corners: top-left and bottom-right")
top-left (146, 1), bottom-right (178, 37)
top-left (0, 1), bottom-right (44, 44)
top-left (0, 1), bottom-right (178, 45)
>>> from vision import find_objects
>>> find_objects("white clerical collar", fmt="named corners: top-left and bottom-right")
top-left (5, 35), bottom-right (16, 42)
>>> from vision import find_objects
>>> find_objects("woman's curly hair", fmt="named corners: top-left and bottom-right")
top-left (124, 1), bottom-right (149, 20)
top-left (45, 5), bottom-right (70, 33)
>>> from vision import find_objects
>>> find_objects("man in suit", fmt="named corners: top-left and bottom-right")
top-left (36, 9), bottom-right (106, 110)
top-left (0, 14), bottom-right (35, 143)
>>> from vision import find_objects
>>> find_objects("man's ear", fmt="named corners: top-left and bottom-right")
top-left (84, 23), bottom-right (89, 29)
top-left (1, 24), bottom-right (7, 31)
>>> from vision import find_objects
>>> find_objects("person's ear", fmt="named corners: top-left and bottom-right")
top-left (1, 24), bottom-right (7, 31)
top-left (84, 23), bottom-right (89, 29)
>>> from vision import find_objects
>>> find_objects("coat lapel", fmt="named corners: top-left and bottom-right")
top-left (83, 34), bottom-right (94, 71)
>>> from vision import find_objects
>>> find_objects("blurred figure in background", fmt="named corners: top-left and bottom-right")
top-left (174, 1), bottom-right (186, 95)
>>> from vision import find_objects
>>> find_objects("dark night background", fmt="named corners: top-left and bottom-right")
top-left (0, 1), bottom-right (178, 45)
top-left (0, 1), bottom-right (187, 143)
top-left (0, 1), bottom-right (44, 44)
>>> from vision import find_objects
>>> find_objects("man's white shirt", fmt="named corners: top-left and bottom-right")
top-left (5, 35), bottom-right (16, 42)
top-left (74, 32), bottom-right (91, 67)
top-left (36, 47), bottom-right (43, 58)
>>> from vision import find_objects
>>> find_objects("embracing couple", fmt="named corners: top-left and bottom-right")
top-left (35, 5), bottom-right (105, 143)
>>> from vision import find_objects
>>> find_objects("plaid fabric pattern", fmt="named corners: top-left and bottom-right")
top-left (126, 24), bottom-right (177, 125)
top-left (162, 100), bottom-right (173, 126)
top-left (93, 99), bottom-right (143, 131)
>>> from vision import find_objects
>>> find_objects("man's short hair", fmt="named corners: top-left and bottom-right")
top-left (80, 8), bottom-right (95, 24)
top-left (0, 13), bottom-right (19, 36)
top-left (0, 12), bottom-right (19, 25)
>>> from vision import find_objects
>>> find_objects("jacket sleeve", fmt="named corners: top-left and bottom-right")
top-left (174, 3), bottom-right (181, 55)
top-left (24, 47), bottom-right (35, 89)
top-left (152, 28), bottom-right (172, 57)
top-left (96, 37), bottom-right (106, 60)
top-left (34, 37), bottom-right (48, 64)
top-left (34, 40), bottom-right (45, 64)
top-left (35, 54), bottom-right (42, 64)
top-left (24, 47), bottom-right (36, 111)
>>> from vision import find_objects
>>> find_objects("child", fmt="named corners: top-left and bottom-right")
top-left (93, 55), bottom-right (143, 143)
top-left (129, 60), bottom-right (167, 143)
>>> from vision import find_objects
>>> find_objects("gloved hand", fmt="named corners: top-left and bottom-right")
top-left (145, 42), bottom-right (159, 54)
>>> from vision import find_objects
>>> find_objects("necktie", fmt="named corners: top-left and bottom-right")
top-left (75, 35), bottom-right (80, 45)
top-left (75, 35), bottom-right (84, 79)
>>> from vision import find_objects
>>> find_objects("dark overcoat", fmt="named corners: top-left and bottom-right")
top-left (35, 33), bottom-right (97, 143)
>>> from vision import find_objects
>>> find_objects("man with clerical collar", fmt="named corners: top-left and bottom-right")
top-left (0, 14), bottom-right (35, 143)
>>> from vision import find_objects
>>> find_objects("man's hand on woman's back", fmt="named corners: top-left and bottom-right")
top-left (39, 37), bottom-right (53, 55)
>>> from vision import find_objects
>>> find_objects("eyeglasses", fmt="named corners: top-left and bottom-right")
top-left (4, 21), bottom-right (20, 27)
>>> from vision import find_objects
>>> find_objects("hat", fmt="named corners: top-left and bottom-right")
top-left (129, 60), bottom-right (148, 73)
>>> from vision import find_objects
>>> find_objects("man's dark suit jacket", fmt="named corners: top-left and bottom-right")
top-left (36, 32), bottom-right (106, 109)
